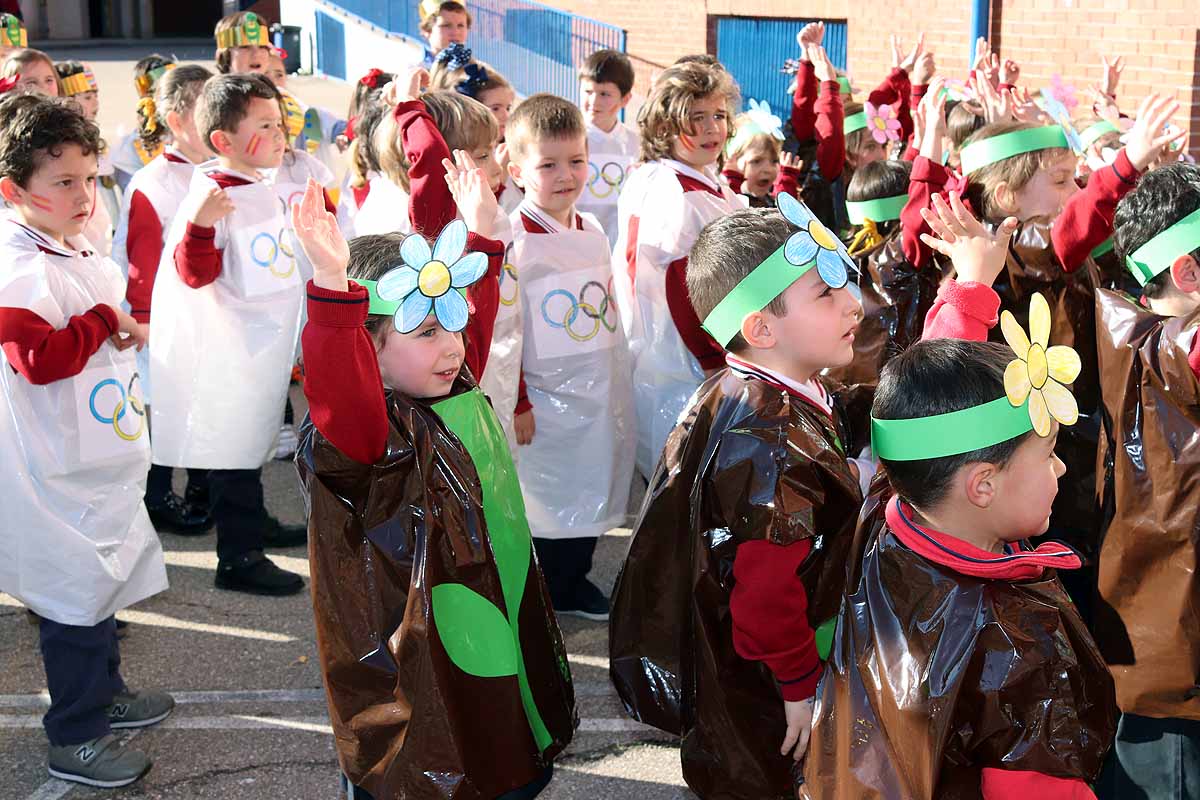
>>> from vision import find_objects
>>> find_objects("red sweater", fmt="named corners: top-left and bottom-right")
top-left (393, 100), bottom-right (457, 238)
top-left (866, 67), bottom-right (915, 144)
top-left (0, 303), bottom-right (118, 385)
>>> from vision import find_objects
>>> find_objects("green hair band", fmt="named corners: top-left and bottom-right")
top-left (838, 76), bottom-right (852, 96)
top-left (703, 245), bottom-right (814, 346)
top-left (844, 111), bottom-right (867, 135)
top-left (1125, 206), bottom-right (1200, 287)
top-left (871, 395), bottom-right (1034, 461)
top-left (959, 125), bottom-right (1070, 176)
top-left (357, 279), bottom-right (400, 315)
top-left (1091, 237), bottom-right (1114, 259)
top-left (846, 194), bottom-right (907, 225)
top-left (1079, 120), bottom-right (1119, 151)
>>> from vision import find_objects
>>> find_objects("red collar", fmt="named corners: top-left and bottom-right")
top-left (163, 150), bottom-right (189, 165)
top-left (675, 170), bottom-right (722, 198)
top-left (519, 209), bottom-right (582, 234)
top-left (724, 355), bottom-right (833, 420)
top-left (885, 497), bottom-right (1081, 581)
top-left (207, 171), bottom-right (255, 189)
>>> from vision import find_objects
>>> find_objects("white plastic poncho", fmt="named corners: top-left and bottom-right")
top-left (578, 121), bottom-right (640, 247)
top-left (351, 174), bottom-right (413, 237)
top-left (0, 221), bottom-right (167, 626)
top-left (476, 206), bottom-right (521, 452)
top-left (510, 201), bottom-right (634, 539)
top-left (149, 166), bottom-right (303, 469)
top-left (613, 159), bottom-right (741, 475)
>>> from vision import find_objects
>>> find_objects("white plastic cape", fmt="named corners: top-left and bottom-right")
top-left (578, 121), bottom-right (640, 247)
top-left (352, 174), bottom-right (413, 237)
top-left (149, 166), bottom-right (303, 469)
top-left (510, 201), bottom-right (634, 539)
top-left (613, 159), bottom-right (741, 475)
top-left (0, 221), bottom-right (167, 626)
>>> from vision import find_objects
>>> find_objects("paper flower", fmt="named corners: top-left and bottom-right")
top-left (940, 79), bottom-right (975, 103)
top-left (376, 220), bottom-right (488, 334)
top-left (1000, 293), bottom-right (1080, 437)
top-left (1048, 74), bottom-right (1078, 111)
top-left (746, 98), bottom-right (784, 140)
top-left (866, 102), bottom-right (901, 144)
top-left (778, 192), bottom-right (853, 289)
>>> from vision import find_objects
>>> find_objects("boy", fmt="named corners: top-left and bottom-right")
top-left (802, 191), bottom-right (1117, 796)
top-left (149, 73), bottom-right (307, 596)
top-left (0, 95), bottom-right (173, 788)
top-left (505, 94), bottom-right (634, 620)
top-left (610, 197), bottom-right (869, 798)
top-left (419, 0), bottom-right (471, 67)
top-left (214, 11), bottom-right (269, 74)
top-left (577, 49), bottom-right (639, 246)
top-left (1091, 162), bottom-right (1200, 797)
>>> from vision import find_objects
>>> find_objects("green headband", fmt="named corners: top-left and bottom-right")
top-left (703, 245), bottom-right (813, 346)
top-left (1079, 120), bottom-right (1119, 151)
top-left (359, 279), bottom-right (400, 315)
top-left (1125, 206), bottom-right (1200, 286)
top-left (838, 76), bottom-right (852, 96)
top-left (959, 125), bottom-right (1070, 176)
top-left (844, 111), bottom-right (867, 135)
top-left (872, 396), bottom-right (1034, 461)
top-left (1091, 237), bottom-right (1114, 259)
top-left (846, 194), bottom-right (907, 225)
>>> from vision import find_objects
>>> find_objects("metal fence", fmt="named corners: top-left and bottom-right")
top-left (715, 17), bottom-right (848, 116)
top-left (326, 0), bottom-right (625, 101)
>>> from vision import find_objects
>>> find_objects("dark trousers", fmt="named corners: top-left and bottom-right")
top-left (38, 616), bottom-right (124, 746)
top-left (146, 464), bottom-right (210, 506)
top-left (1097, 712), bottom-right (1200, 799)
top-left (533, 537), bottom-right (598, 606)
top-left (209, 468), bottom-right (268, 562)
top-left (341, 764), bottom-right (553, 799)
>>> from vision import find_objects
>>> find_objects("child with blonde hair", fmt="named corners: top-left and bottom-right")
top-left (722, 106), bottom-right (803, 207)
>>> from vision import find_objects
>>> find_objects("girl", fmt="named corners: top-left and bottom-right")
top-left (721, 107), bottom-right (803, 207)
top-left (56, 61), bottom-right (115, 256)
top-left (112, 54), bottom-right (177, 190)
top-left (291, 173), bottom-right (573, 800)
top-left (615, 60), bottom-right (742, 476)
top-left (3, 48), bottom-right (60, 96)
top-left (335, 69), bottom-right (392, 234)
top-left (111, 64), bottom-right (214, 535)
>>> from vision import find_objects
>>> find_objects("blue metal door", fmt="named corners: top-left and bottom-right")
top-left (315, 10), bottom-right (347, 81)
top-left (715, 17), bottom-right (847, 115)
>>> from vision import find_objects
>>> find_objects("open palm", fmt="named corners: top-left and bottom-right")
top-left (290, 178), bottom-right (349, 280)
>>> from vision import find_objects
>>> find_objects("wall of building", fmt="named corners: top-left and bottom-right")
top-left (280, 0), bottom-right (425, 80)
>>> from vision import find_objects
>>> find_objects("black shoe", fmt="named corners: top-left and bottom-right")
top-left (262, 516), bottom-right (307, 549)
top-left (183, 482), bottom-right (210, 513)
top-left (214, 551), bottom-right (304, 596)
top-left (146, 493), bottom-right (211, 535)
top-left (553, 579), bottom-right (609, 622)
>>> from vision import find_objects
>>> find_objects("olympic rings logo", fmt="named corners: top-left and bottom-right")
top-left (89, 373), bottom-right (145, 442)
top-left (499, 259), bottom-right (519, 307)
top-left (250, 230), bottom-right (297, 279)
top-left (540, 279), bottom-right (618, 342)
top-left (586, 160), bottom-right (629, 200)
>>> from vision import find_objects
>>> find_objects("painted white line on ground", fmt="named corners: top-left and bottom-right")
top-left (568, 653), bottom-right (609, 669)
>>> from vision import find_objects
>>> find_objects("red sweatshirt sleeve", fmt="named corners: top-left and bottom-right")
top-left (0, 304), bottom-right (117, 385)
top-left (514, 370), bottom-right (531, 416)
top-left (123, 189), bottom-right (164, 323)
top-left (395, 99), bottom-right (456, 238)
top-left (665, 255), bottom-right (725, 371)
top-left (791, 60), bottom-right (818, 143)
top-left (922, 279), bottom-right (1000, 342)
top-left (901, 155), bottom-right (952, 268)
top-left (730, 538), bottom-right (820, 701)
top-left (300, 281), bottom-right (389, 465)
top-left (174, 222), bottom-right (223, 288)
top-left (814, 80), bottom-right (845, 182)
top-left (980, 768), bottom-right (1096, 800)
top-left (721, 168), bottom-right (745, 195)
top-left (463, 231), bottom-right (503, 380)
top-left (773, 165), bottom-right (801, 200)
top-left (1052, 149), bottom-right (1140, 273)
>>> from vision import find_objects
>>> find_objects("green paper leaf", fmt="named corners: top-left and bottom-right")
top-left (431, 583), bottom-right (518, 678)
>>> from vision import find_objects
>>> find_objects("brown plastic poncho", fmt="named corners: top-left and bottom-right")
top-left (803, 481), bottom-right (1118, 798)
top-left (609, 368), bottom-right (863, 798)
top-left (1094, 290), bottom-right (1200, 721)
top-left (297, 377), bottom-right (576, 799)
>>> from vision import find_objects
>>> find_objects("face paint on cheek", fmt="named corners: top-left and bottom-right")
top-left (679, 133), bottom-right (696, 151)
top-left (246, 134), bottom-right (261, 157)
top-left (29, 193), bottom-right (54, 213)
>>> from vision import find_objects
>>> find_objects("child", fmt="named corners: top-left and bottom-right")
top-left (290, 173), bottom-right (573, 799)
top-left (112, 54), bottom-right (176, 190)
top-left (55, 61), bottom-right (114, 257)
top-left (1091, 162), bottom-right (1200, 798)
top-left (616, 60), bottom-right (742, 477)
top-left (0, 94), bottom-right (173, 789)
top-left (419, 0), bottom-right (471, 67)
top-left (504, 94), bottom-right (634, 620)
top-left (3, 47), bottom-right (60, 95)
top-left (577, 48), bottom-right (640, 244)
top-left (265, 45), bottom-right (288, 88)
top-left (335, 69), bottom-right (392, 233)
top-left (722, 106), bottom-right (803, 207)
top-left (214, 11), bottom-right (270, 74)
top-left (341, 88), bottom-right (391, 237)
top-left (149, 73), bottom-right (307, 596)
top-left (112, 64), bottom-right (213, 535)
top-left (55, 61), bottom-right (98, 119)
top-left (611, 197), bottom-right (869, 798)
top-left (0, 12), bottom-right (26, 61)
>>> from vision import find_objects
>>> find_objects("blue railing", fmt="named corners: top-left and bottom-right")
top-left (327, 0), bottom-right (625, 101)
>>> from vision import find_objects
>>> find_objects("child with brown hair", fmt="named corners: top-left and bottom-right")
top-left (419, 0), bottom-right (471, 67)
top-left (722, 104), bottom-right (803, 208)
top-left (3, 47), bottom-right (60, 96)
top-left (577, 48), bottom-right (639, 243)
top-left (213, 10), bottom-right (270, 74)
top-left (615, 60), bottom-right (742, 476)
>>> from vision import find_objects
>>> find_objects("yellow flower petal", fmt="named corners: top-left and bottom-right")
top-left (1041, 378), bottom-right (1079, 427)
top-left (1046, 345), bottom-right (1081, 385)
top-left (1000, 310), bottom-right (1030, 360)
top-left (1004, 358), bottom-right (1033, 406)
top-left (1028, 389), bottom-right (1052, 437)
top-left (1027, 343), bottom-right (1048, 389)
top-left (1029, 292), bottom-right (1051, 349)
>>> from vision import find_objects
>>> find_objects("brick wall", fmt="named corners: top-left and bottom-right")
top-left (543, 0), bottom-right (1199, 150)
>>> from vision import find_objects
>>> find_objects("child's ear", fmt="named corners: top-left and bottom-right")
top-left (963, 462), bottom-right (998, 510)
top-left (618, 93), bottom-right (632, 110)
top-left (739, 310), bottom-right (774, 349)
top-left (992, 181), bottom-right (1018, 215)
top-left (1170, 254), bottom-right (1200, 294)
top-left (0, 176), bottom-right (22, 205)
top-left (507, 158), bottom-right (522, 187)
top-left (209, 129), bottom-right (232, 156)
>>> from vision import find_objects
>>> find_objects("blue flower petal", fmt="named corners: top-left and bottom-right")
top-left (433, 290), bottom-right (470, 332)
top-left (433, 220), bottom-right (468, 265)
top-left (399, 233), bottom-right (431, 271)
top-left (376, 264), bottom-right (420, 301)
top-left (776, 191), bottom-right (807, 227)
top-left (816, 250), bottom-right (849, 288)
top-left (449, 251), bottom-right (488, 288)
top-left (395, 291), bottom-right (433, 333)
top-left (785, 231), bottom-right (820, 266)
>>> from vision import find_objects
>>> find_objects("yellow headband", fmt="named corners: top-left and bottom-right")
top-left (281, 92), bottom-right (304, 141)
top-left (216, 11), bottom-right (268, 50)
top-left (61, 69), bottom-right (97, 97)
top-left (1, 14), bottom-right (25, 48)
top-left (134, 62), bottom-right (175, 98)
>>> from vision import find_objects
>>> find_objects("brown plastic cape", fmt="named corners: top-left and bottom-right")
top-left (609, 368), bottom-right (863, 799)
top-left (1094, 290), bottom-right (1200, 720)
top-left (990, 219), bottom-right (1103, 560)
top-left (802, 478), bottom-right (1118, 798)
top-left (296, 375), bottom-right (576, 799)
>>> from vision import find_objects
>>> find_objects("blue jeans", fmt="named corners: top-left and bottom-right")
top-left (1097, 712), bottom-right (1200, 799)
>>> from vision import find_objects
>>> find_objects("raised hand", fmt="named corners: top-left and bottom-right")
top-left (1100, 54), bottom-right (1125, 99)
top-left (290, 177), bottom-right (350, 291)
top-left (918, 77), bottom-right (948, 162)
top-left (796, 21), bottom-right (824, 53)
top-left (976, 76), bottom-right (1012, 124)
top-left (920, 191), bottom-right (1018, 287)
top-left (1000, 58), bottom-right (1020, 86)
top-left (442, 149), bottom-right (497, 240)
top-left (913, 50), bottom-right (936, 86)
top-left (809, 45), bottom-right (837, 84)
top-left (892, 33), bottom-right (926, 75)
top-left (1124, 93), bottom-right (1185, 171)
top-left (382, 67), bottom-right (430, 107)
top-left (780, 150), bottom-right (804, 171)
